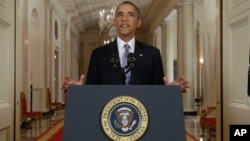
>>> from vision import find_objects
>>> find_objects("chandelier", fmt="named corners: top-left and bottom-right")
top-left (99, 4), bottom-right (117, 39)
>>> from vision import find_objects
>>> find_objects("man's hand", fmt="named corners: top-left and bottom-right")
top-left (61, 74), bottom-right (85, 92)
top-left (163, 76), bottom-right (191, 93)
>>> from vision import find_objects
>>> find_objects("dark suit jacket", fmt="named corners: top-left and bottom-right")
top-left (85, 39), bottom-right (164, 85)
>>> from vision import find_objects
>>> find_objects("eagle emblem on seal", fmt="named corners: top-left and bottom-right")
top-left (114, 107), bottom-right (137, 132)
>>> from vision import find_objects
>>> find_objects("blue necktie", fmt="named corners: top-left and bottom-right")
top-left (122, 44), bottom-right (131, 85)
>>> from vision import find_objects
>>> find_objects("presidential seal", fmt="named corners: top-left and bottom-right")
top-left (101, 96), bottom-right (148, 141)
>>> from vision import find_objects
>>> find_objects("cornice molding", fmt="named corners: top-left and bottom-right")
top-left (164, 9), bottom-right (177, 23)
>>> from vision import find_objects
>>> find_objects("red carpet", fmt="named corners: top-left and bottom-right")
top-left (47, 127), bottom-right (63, 141)
top-left (34, 119), bottom-right (64, 141)
top-left (186, 131), bottom-right (199, 141)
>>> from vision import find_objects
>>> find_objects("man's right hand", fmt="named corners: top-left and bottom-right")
top-left (61, 74), bottom-right (85, 92)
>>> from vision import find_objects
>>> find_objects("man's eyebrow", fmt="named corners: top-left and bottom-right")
top-left (128, 11), bottom-right (135, 14)
top-left (117, 11), bottom-right (135, 14)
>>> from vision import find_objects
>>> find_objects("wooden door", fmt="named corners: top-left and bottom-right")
top-left (223, 0), bottom-right (250, 140)
top-left (0, 0), bottom-right (15, 140)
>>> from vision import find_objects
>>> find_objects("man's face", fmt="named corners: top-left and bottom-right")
top-left (113, 3), bottom-right (142, 41)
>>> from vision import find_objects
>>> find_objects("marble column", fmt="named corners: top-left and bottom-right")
top-left (195, 22), bottom-right (201, 100)
top-left (182, 0), bottom-right (195, 113)
top-left (161, 22), bottom-right (167, 73)
top-left (162, 9), bottom-right (176, 83)
top-left (161, 21), bottom-right (172, 81)
top-left (176, 3), bottom-right (183, 77)
top-left (154, 26), bottom-right (162, 54)
top-left (164, 19), bottom-right (175, 82)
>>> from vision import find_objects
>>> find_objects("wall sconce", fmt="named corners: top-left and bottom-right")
top-left (199, 58), bottom-right (204, 65)
top-left (24, 40), bottom-right (29, 46)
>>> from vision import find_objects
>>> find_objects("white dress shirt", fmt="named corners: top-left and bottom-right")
top-left (117, 37), bottom-right (135, 66)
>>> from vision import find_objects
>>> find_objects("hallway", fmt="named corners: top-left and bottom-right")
top-left (21, 111), bottom-right (64, 141)
top-left (20, 109), bottom-right (215, 141)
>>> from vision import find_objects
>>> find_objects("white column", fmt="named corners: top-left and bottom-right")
top-left (182, 0), bottom-right (195, 112)
top-left (176, 3), bottom-right (183, 77)
top-left (203, 0), bottom-right (217, 106)
top-left (162, 10), bottom-right (176, 83)
top-left (154, 26), bottom-right (162, 54)
top-left (195, 23), bottom-right (201, 99)
top-left (161, 23), bottom-right (167, 73)
top-left (164, 19), bottom-right (174, 82)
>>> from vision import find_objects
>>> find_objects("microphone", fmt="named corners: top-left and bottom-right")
top-left (110, 53), bottom-right (122, 73)
top-left (110, 53), bottom-right (125, 84)
top-left (124, 53), bottom-right (136, 74)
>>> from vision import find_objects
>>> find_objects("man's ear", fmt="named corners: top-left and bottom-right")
top-left (136, 19), bottom-right (142, 29)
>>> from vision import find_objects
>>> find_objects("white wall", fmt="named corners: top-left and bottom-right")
top-left (18, 0), bottom-right (80, 112)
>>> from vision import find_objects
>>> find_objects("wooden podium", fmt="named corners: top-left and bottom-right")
top-left (63, 85), bottom-right (186, 141)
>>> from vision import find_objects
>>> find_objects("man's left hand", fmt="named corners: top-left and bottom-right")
top-left (163, 76), bottom-right (191, 93)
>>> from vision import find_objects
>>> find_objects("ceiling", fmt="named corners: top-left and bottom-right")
top-left (61, 0), bottom-right (178, 34)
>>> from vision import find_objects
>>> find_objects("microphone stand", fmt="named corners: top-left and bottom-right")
top-left (110, 54), bottom-right (125, 84)
top-left (122, 69), bottom-right (126, 85)
top-left (109, 53), bottom-right (136, 85)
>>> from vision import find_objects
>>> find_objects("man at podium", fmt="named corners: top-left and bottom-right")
top-left (61, 1), bottom-right (190, 92)
top-left (62, 3), bottom-right (190, 140)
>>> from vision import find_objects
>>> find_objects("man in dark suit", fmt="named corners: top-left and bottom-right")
top-left (85, 39), bottom-right (164, 85)
top-left (62, 1), bottom-right (190, 91)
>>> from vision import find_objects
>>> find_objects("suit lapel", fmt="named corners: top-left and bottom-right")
top-left (107, 40), bottom-right (124, 84)
top-left (130, 40), bottom-right (145, 84)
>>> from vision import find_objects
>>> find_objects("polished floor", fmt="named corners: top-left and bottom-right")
top-left (185, 115), bottom-right (216, 141)
top-left (21, 111), bottom-right (65, 141)
top-left (21, 109), bottom-right (216, 141)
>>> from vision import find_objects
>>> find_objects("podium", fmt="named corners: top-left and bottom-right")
top-left (63, 85), bottom-right (186, 141)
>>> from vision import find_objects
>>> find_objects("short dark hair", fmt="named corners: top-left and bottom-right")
top-left (115, 1), bottom-right (141, 19)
